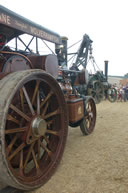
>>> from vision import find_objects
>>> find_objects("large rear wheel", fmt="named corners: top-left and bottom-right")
top-left (107, 88), bottom-right (117, 102)
top-left (0, 69), bottom-right (68, 190)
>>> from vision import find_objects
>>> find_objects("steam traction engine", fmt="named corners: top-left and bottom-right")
top-left (0, 5), bottom-right (96, 190)
top-left (57, 35), bottom-right (117, 104)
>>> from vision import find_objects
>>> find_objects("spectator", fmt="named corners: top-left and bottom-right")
top-left (123, 86), bottom-right (127, 101)
top-left (125, 84), bottom-right (128, 100)
top-left (119, 87), bottom-right (123, 102)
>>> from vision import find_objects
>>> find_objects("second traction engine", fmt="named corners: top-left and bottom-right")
top-left (56, 36), bottom-right (96, 132)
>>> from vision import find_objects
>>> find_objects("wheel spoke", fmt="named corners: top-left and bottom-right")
top-left (7, 135), bottom-right (17, 153)
top-left (46, 129), bottom-right (59, 136)
top-left (18, 149), bottom-right (24, 176)
top-left (86, 102), bottom-right (90, 108)
top-left (32, 80), bottom-right (40, 105)
top-left (19, 149), bottom-right (23, 169)
top-left (89, 115), bottom-right (92, 122)
top-left (5, 127), bottom-right (27, 134)
top-left (42, 101), bottom-right (49, 117)
top-left (86, 119), bottom-right (90, 128)
top-left (22, 86), bottom-right (35, 116)
top-left (32, 149), bottom-right (39, 169)
top-left (43, 135), bottom-right (49, 144)
top-left (43, 108), bottom-right (60, 119)
top-left (40, 141), bottom-right (52, 157)
top-left (87, 110), bottom-right (91, 115)
top-left (40, 90), bottom-right (53, 109)
top-left (24, 142), bottom-right (35, 169)
top-left (86, 104), bottom-right (91, 112)
top-left (10, 104), bottom-right (31, 122)
top-left (8, 142), bottom-right (26, 161)
top-left (37, 91), bottom-right (40, 115)
top-left (7, 114), bottom-right (20, 125)
top-left (20, 88), bottom-right (24, 112)
top-left (37, 139), bottom-right (41, 161)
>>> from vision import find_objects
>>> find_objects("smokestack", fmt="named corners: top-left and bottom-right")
top-left (104, 60), bottom-right (109, 80)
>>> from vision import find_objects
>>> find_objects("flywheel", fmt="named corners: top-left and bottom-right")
top-left (88, 80), bottom-right (104, 104)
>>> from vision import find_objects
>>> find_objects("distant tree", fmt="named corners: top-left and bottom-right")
top-left (124, 73), bottom-right (128, 78)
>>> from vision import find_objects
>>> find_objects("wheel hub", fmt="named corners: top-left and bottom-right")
top-left (32, 117), bottom-right (47, 137)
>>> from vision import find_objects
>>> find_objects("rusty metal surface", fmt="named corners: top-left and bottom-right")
top-left (0, 69), bottom-right (68, 190)
top-left (28, 54), bottom-right (58, 78)
top-left (67, 96), bottom-right (84, 123)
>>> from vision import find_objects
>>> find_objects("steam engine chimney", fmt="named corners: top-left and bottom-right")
top-left (104, 60), bottom-right (109, 80)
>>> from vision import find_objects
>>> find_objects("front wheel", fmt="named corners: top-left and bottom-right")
top-left (80, 97), bottom-right (96, 135)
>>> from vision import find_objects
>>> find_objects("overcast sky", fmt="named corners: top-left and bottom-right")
top-left (1, 0), bottom-right (128, 76)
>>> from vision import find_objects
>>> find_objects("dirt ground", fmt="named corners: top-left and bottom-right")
top-left (0, 100), bottom-right (128, 193)
top-left (22, 100), bottom-right (128, 193)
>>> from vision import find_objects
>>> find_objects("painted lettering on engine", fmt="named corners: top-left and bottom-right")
top-left (0, 13), bottom-right (11, 25)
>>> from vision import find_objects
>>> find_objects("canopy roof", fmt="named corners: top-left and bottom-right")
top-left (0, 5), bottom-right (62, 44)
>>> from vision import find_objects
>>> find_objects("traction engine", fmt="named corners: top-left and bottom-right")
top-left (0, 5), bottom-right (96, 190)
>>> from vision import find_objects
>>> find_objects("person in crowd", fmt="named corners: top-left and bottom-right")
top-left (125, 84), bottom-right (128, 100)
top-left (123, 85), bottom-right (127, 101)
top-left (119, 86), bottom-right (123, 102)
